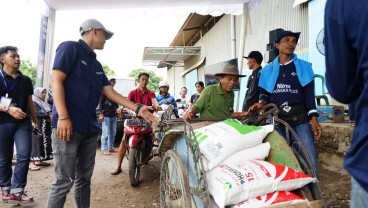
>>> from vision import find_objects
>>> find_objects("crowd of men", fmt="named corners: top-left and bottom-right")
top-left (2, 1), bottom-right (368, 205)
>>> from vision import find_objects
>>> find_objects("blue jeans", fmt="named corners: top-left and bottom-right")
top-left (100, 116), bottom-right (117, 151)
top-left (46, 130), bottom-right (98, 208)
top-left (0, 120), bottom-right (32, 193)
top-left (351, 177), bottom-right (368, 208)
top-left (276, 122), bottom-right (319, 178)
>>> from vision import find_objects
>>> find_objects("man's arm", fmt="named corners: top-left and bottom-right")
top-left (303, 81), bottom-right (322, 139)
top-left (248, 88), bottom-right (269, 112)
top-left (51, 69), bottom-right (73, 141)
top-left (28, 95), bottom-right (37, 126)
top-left (98, 95), bottom-right (106, 121)
top-left (103, 85), bottom-right (156, 122)
top-left (151, 98), bottom-right (161, 111)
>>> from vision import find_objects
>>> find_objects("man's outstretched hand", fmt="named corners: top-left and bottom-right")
top-left (139, 106), bottom-right (156, 122)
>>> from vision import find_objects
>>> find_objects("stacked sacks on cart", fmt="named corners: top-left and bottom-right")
top-left (210, 191), bottom-right (306, 208)
top-left (230, 191), bottom-right (306, 208)
top-left (207, 160), bottom-right (316, 207)
top-left (191, 119), bottom-right (274, 171)
top-left (202, 142), bottom-right (271, 172)
top-left (190, 119), bottom-right (316, 207)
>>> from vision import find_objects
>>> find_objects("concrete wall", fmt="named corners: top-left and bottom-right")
top-left (316, 123), bottom-right (353, 170)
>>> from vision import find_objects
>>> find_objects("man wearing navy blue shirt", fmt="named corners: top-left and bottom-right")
top-left (250, 29), bottom-right (322, 178)
top-left (325, 1), bottom-right (368, 206)
top-left (46, 19), bottom-right (156, 208)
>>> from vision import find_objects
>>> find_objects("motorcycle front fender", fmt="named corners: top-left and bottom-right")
top-left (129, 135), bottom-right (142, 148)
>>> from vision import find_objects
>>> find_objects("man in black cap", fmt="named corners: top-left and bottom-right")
top-left (242, 51), bottom-right (263, 111)
top-left (249, 29), bottom-right (322, 178)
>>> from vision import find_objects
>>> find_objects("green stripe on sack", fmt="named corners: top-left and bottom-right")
top-left (223, 119), bottom-right (261, 134)
top-left (192, 131), bottom-right (203, 142)
top-left (192, 131), bottom-right (208, 144)
top-left (197, 135), bottom-right (208, 145)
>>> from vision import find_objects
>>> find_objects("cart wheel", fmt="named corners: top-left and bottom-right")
top-left (129, 147), bottom-right (141, 187)
top-left (293, 150), bottom-right (323, 201)
top-left (160, 150), bottom-right (192, 208)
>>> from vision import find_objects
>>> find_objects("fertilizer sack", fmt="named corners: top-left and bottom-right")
top-left (192, 119), bottom-right (273, 171)
top-left (207, 160), bottom-right (317, 207)
top-left (202, 142), bottom-right (271, 172)
top-left (231, 191), bottom-right (307, 208)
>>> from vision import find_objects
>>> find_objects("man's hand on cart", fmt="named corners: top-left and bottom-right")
top-left (248, 100), bottom-right (267, 113)
top-left (183, 106), bottom-right (197, 121)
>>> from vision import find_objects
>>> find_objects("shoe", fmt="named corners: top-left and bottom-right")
top-left (110, 168), bottom-right (122, 175)
top-left (8, 191), bottom-right (34, 205)
top-left (1, 190), bottom-right (11, 202)
top-left (35, 161), bottom-right (51, 166)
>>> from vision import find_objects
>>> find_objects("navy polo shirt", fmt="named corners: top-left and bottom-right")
top-left (51, 39), bottom-right (110, 133)
top-left (0, 69), bottom-right (33, 124)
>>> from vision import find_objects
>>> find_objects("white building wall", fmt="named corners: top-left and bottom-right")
top-left (166, 65), bottom-right (185, 97)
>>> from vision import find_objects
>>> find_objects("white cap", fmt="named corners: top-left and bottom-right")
top-left (79, 19), bottom-right (114, 40)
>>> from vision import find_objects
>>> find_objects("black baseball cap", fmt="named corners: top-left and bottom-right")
top-left (244, 51), bottom-right (263, 64)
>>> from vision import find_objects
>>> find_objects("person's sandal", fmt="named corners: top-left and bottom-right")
top-left (102, 151), bottom-right (111, 156)
top-left (35, 161), bottom-right (51, 166)
top-left (29, 165), bottom-right (40, 171)
top-left (110, 168), bottom-right (122, 175)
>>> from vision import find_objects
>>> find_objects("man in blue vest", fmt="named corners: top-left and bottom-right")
top-left (249, 29), bottom-right (322, 178)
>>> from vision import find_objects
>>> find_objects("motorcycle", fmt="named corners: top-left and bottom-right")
top-left (175, 98), bottom-right (188, 118)
top-left (124, 115), bottom-right (154, 187)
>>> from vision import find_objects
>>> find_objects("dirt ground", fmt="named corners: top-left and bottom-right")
top-left (1, 149), bottom-right (351, 208)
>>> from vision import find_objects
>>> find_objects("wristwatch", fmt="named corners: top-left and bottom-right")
top-left (3, 105), bottom-right (9, 113)
top-left (135, 104), bottom-right (143, 116)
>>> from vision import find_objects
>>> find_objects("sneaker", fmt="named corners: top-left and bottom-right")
top-left (7, 191), bottom-right (34, 205)
top-left (1, 190), bottom-right (11, 202)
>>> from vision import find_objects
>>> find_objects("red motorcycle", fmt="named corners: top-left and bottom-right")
top-left (124, 116), bottom-right (154, 187)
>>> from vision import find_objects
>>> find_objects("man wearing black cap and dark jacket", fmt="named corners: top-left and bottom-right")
top-left (249, 29), bottom-right (322, 178)
top-left (242, 51), bottom-right (263, 111)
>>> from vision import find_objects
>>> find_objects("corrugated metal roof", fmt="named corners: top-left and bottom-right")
top-left (142, 46), bottom-right (201, 66)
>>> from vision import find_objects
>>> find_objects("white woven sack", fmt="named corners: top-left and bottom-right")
top-left (192, 119), bottom-right (273, 171)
